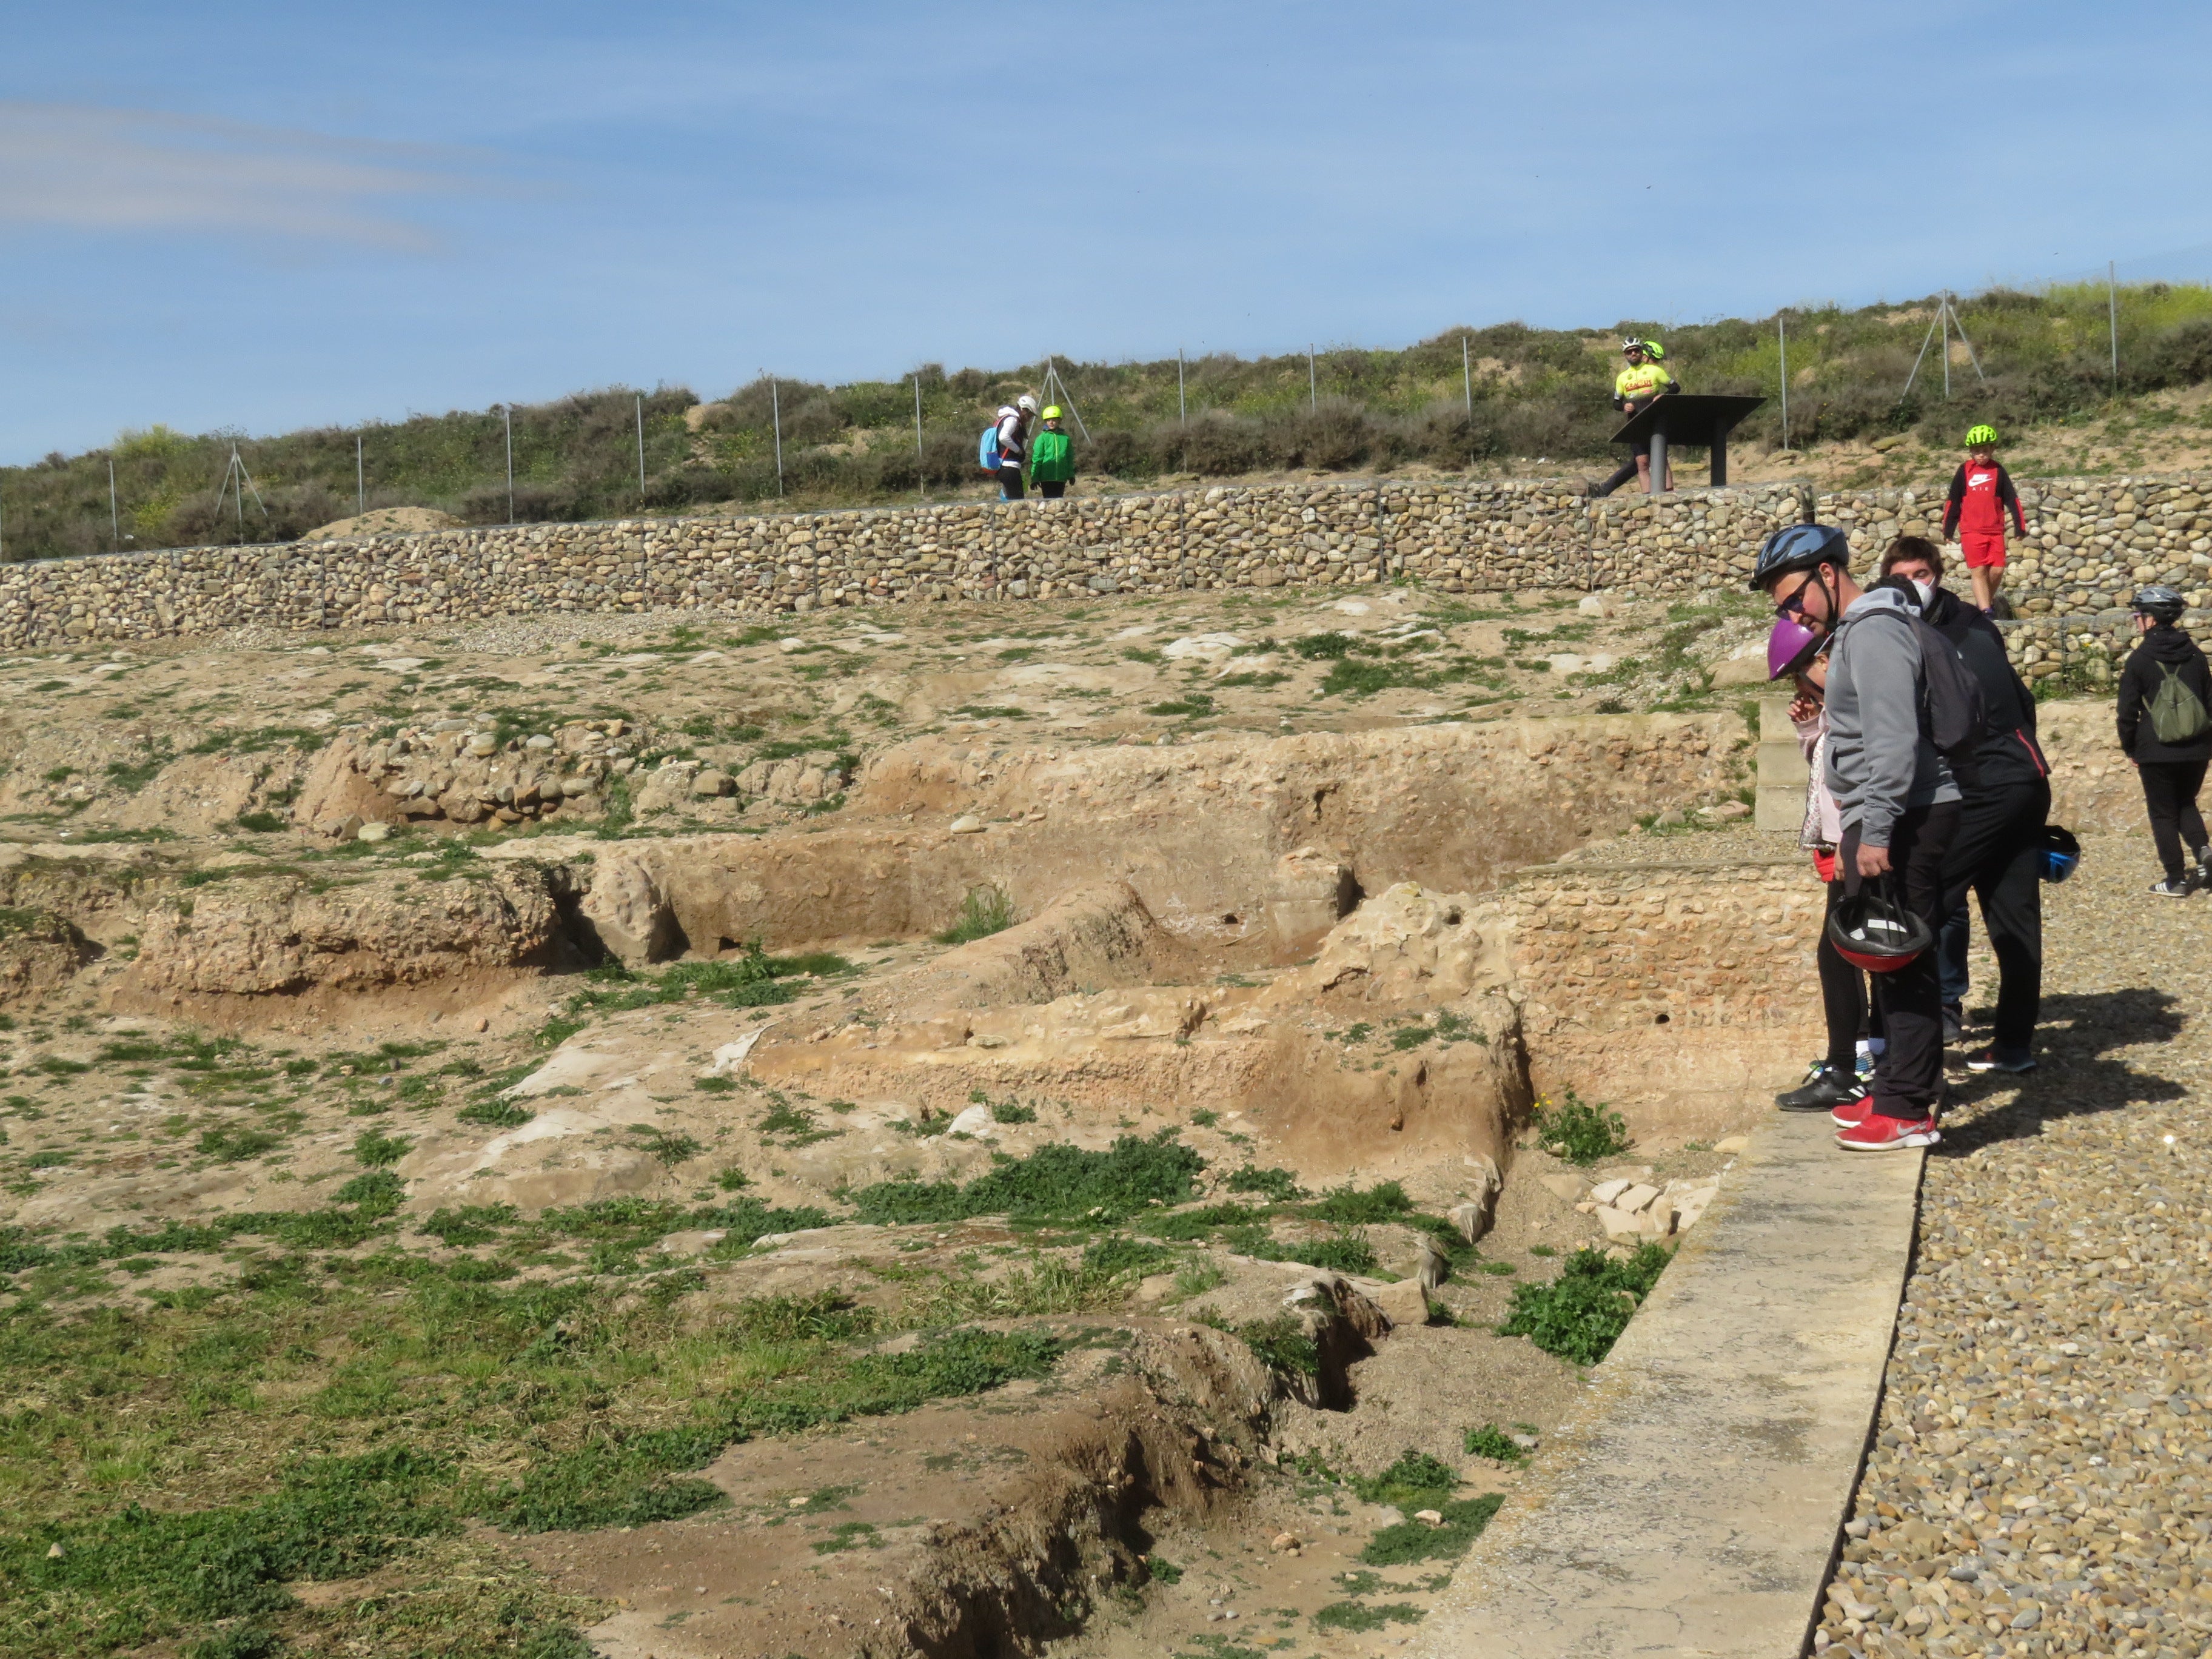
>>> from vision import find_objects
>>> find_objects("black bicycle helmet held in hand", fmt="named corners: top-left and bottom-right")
top-left (1826, 885), bottom-right (1934, 973)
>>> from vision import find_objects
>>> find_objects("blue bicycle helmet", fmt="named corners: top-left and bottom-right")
top-left (2040, 825), bottom-right (2081, 884)
top-left (1748, 523), bottom-right (1851, 592)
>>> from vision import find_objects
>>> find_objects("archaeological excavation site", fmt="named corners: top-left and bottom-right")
top-left (0, 475), bottom-right (2207, 1659)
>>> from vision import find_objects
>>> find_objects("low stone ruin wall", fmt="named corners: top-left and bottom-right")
top-left (1, 469), bottom-right (2207, 652)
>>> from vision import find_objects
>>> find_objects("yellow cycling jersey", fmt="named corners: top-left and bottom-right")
top-left (1615, 362), bottom-right (1677, 404)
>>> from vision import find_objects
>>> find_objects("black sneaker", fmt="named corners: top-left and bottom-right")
top-left (2151, 877), bottom-right (2194, 898)
top-left (1777, 1065), bottom-right (1868, 1112)
top-left (1942, 1002), bottom-right (1965, 1046)
top-left (1966, 1047), bottom-right (2037, 1074)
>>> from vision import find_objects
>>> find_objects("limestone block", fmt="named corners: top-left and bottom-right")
top-left (576, 850), bottom-right (680, 966)
top-left (1371, 1278), bottom-right (1432, 1330)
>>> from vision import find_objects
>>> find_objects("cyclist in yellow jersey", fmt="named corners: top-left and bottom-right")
top-left (1594, 337), bottom-right (1680, 494)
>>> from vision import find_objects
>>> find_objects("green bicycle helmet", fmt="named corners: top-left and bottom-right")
top-left (1965, 423), bottom-right (1998, 446)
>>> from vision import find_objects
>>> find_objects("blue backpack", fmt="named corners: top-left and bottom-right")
top-left (978, 426), bottom-right (1001, 472)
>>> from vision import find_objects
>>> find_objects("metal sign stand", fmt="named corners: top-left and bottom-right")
top-left (211, 446), bottom-right (269, 534)
top-left (1902, 292), bottom-right (1986, 400)
top-left (1038, 357), bottom-right (1091, 441)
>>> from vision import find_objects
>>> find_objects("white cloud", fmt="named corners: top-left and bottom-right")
top-left (0, 102), bottom-right (479, 249)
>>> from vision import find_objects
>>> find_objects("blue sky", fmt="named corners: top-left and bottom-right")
top-left (0, 0), bottom-right (2205, 463)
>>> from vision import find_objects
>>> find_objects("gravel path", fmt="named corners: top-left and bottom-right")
top-left (1818, 828), bottom-right (2212, 1659)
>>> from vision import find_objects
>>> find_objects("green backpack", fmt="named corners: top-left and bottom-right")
top-left (2150, 661), bottom-right (2211, 746)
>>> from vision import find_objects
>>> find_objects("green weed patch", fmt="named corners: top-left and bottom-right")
top-left (1529, 1090), bottom-right (1631, 1164)
top-left (1498, 1243), bottom-right (1670, 1364)
top-left (1314, 1600), bottom-right (1425, 1632)
top-left (846, 1132), bottom-right (1204, 1225)
top-left (933, 884), bottom-right (1015, 945)
top-left (1358, 1495), bottom-right (1504, 1566)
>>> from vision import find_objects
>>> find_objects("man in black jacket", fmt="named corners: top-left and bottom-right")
top-left (1880, 538), bottom-right (2048, 1074)
top-left (2117, 585), bottom-right (2212, 896)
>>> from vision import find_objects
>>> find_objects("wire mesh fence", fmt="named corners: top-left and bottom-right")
top-left (7, 273), bottom-right (2212, 563)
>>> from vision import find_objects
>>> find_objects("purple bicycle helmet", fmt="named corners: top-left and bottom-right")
top-left (1768, 617), bottom-right (1824, 681)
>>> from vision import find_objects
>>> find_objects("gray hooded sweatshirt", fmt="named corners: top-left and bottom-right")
top-left (1822, 583), bottom-right (1960, 848)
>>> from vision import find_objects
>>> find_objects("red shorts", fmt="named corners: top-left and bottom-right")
top-left (1960, 532), bottom-right (2006, 570)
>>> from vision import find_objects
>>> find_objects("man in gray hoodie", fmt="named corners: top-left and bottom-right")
top-left (1752, 524), bottom-right (1960, 1150)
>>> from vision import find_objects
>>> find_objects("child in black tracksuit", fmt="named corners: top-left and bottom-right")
top-left (2117, 587), bottom-right (2212, 894)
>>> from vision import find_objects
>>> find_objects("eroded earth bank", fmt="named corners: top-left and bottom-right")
top-left (0, 584), bottom-right (2146, 1659)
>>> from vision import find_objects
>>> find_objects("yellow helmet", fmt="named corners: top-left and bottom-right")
top-left (1966, 423), bottom-right (1997, 447)
top-left (1042, 404), bottom-right (1063, 420)
top-left (1642, 339), bottom-right (1667, 362)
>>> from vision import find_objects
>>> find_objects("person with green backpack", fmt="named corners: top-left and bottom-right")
top-left (2117, 585), bottom-right (2212, 896)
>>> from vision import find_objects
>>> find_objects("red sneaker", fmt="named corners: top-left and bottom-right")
top-left (1835, 1113), bottom-right (1940, 1151)
top-left (1830, 1096), bottom-right (1875, 1128)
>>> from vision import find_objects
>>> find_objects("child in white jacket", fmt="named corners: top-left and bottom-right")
top-left (1775, 637), bottom-right (1882, 1110)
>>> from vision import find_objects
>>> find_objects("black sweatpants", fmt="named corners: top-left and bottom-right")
top-left (2137, 757), bottom-right (2210, 881)
top-left (1818, 879), bottom-right (1881, 1073)
top-left (995, 464), bottom-right (1027, 501)
top-left (1037, 480), bottom-right (1067, 499)
top-left (1594, 452), bottom-right (1640, 497)
top-left (1840, 800), bottom-right (1960, 1120)
top-left (1936, 779), bottom-right (2048, 1057)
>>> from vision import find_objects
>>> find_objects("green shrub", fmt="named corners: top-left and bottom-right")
top-left (626, 1125), bottom-right (704, 1167)
top-left (846, 1131), bottom-right (1204, 1225)
top-left (457, 1099), bottom-right (533, 1128)
top-left (1225, 1165), bottom-right (1303, 1201)
top-left (934, 884), bottom-right (1015, 945)
top-left (1079, 1237), bottom-right (1178, 1279)
top-left (1463, 1424), bottom-right (1526, 1463)
top-left (233, 811), bottom-right (287, 834)
top-left (1235, 1315), bottom-right (1319, 1378)
top-left (1352, 1449), bottom-right (1458, 1509)
top-left (416, 1204), bottom-right (517, 1247)
top-left (1144, 1554), bottom-right (1184, 1584)
top-left (1314, 1601), bottom-right (1426, 1632)
top-left (195, 1127), bottom-right (281, 1164)
top-left (1529, 1090), bottom-right (1631, 1165)
top-left (350, 1128), bottom-right (412, 1168)
top-left (332, 1170), bottom-right (406, 1218)
top-left (1307, 1181), bottom-right (1412, 1225)
top-left (1358, 1495), bottom-right (1503, 1566)
top-left (1270, 1234), bottom-right (1377, 1276)
top-left (1498, 1243), bottom-right (1670, 1364)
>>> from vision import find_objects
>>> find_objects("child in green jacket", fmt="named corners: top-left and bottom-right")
top-left (1030, 406), bottom-right (1075, 498)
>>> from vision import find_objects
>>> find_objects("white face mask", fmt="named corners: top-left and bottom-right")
top-left (1908, 577), bottom-right (1934, 608)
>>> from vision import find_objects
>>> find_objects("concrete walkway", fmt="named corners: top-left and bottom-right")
top-left (1415, 1113), bottom-right (1924, 1658)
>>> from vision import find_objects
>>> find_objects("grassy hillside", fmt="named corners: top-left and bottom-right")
top-left (8, 282), bottom-right (2212, 563)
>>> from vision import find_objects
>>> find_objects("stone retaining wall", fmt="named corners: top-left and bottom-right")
top-left (4, 471), bottom-right (2210, 659)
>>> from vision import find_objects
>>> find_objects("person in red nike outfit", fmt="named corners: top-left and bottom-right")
top-left (1942, 424), bottom-right (2028, 616)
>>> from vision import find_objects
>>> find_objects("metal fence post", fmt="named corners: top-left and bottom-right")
top-left (1178, 349), bottom-right (1187, 426)
top-left (2110, 260), bottom-right (2120, 392)
top-left (109, 457), bottom-right (119, 547)
top-left (1462, 336), bottom-right (1472, 417)
top-left (635, 394), bottom-right (646, 496)
top-left (1778, 312), bottom-right (1789, 449)
top-left (1309, 346), bottom-right (1316, 412)
top-left (914, 375), bottom-right (927, 500)
top-left (503, 404), bottom-right (515, 525)
top-left (355, 432), bottom-right (364, 515)
top-left (769, 375), bottom-right (785, 496)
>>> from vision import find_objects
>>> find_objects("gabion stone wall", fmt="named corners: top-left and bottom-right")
top-left (0, 470), bottom-right (2206, 655)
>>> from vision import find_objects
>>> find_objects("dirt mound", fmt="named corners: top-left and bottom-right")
top-left (299, 505), bottom-right (461, 541)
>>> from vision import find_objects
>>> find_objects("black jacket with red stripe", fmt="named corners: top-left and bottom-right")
top-left (1943, 458), bottom-right (2027, 539)
top-left (1922, 585), bottom-right (2047, 790)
